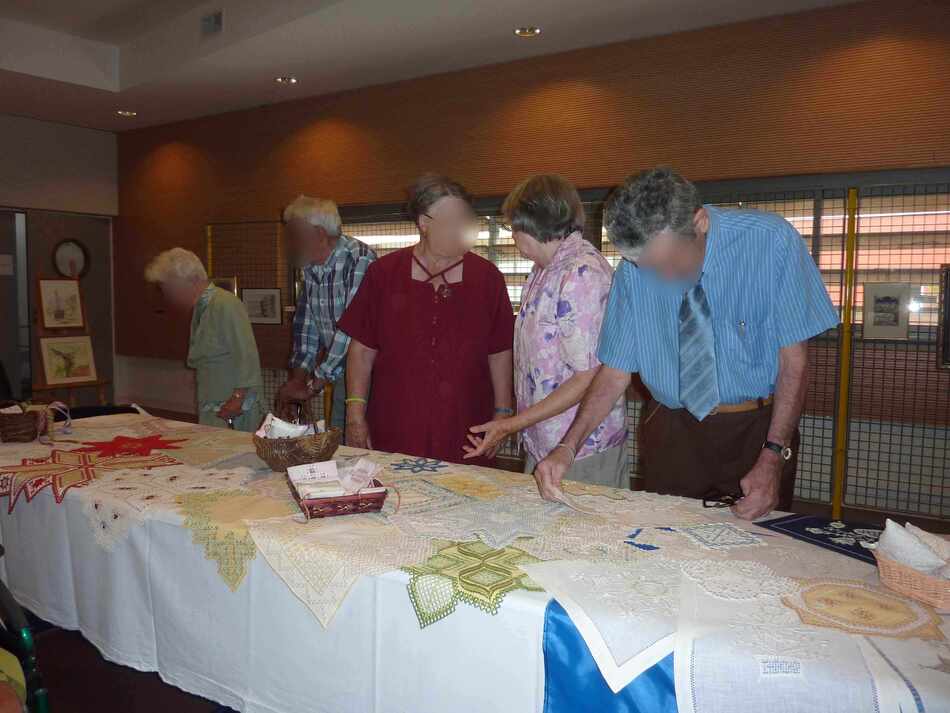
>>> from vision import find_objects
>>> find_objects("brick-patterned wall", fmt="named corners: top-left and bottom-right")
top-left (116, 0), bottom-right (950, 361)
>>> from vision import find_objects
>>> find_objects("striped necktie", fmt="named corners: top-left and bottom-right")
top-left (678, 281), bottom-right (720, 421)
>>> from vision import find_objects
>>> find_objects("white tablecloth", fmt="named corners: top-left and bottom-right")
top-left (0, 454), bottom-right (547, 713)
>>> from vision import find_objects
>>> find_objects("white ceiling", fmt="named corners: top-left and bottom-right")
top-left (0, 0), bottom-right (856, 132)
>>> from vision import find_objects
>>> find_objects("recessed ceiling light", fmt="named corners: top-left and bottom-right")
top-left (275, 76), bottom-right (298, 85)
top-left (116, 109), bottom-right (137, 117)
top-left (513, 26), bottom-right (541, 38)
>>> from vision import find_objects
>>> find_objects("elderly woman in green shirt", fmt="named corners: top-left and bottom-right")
top-left (145, 248), bottom-right (263, 432)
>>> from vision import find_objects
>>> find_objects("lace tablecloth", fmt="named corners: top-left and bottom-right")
top-left (2, 413), bottom-right (948, 713)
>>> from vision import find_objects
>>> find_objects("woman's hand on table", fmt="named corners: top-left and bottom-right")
top-left (463, 417), bottom-right (514, 460)
top-left (533, 447), bottom-right (571, 501)
top-left (346, 415), bottom-right (373, 449)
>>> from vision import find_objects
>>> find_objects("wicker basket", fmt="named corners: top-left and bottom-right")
top-left (874, 550), bottom-right (950, 610)
top-left (0, 402), bottom-right (40, 443)
top-left (253, 427), bottom-right (342, 472)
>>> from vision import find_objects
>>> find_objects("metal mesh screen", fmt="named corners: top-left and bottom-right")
top-left (845, 184), bottom-right (950, 517)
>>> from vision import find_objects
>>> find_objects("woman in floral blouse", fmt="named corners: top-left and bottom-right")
top-left (464, 175), bottom-right (628, 487)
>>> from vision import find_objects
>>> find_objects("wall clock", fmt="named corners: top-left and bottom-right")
top-left (53, 239), bottom-right (90, 278)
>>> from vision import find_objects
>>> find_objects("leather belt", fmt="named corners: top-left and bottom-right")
top-left (709, 395), bottom-right (773, 415)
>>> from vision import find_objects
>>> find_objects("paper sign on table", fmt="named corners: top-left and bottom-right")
top-left (288, 460), bottom-right (339, 485)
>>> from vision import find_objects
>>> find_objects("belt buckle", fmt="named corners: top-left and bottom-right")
top-left (709, 405), bottom-right (720, 416)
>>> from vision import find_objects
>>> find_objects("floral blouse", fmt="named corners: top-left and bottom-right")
top-left (514, 233), bottom-right (628, 463)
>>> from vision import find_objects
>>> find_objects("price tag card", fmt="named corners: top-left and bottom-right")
top-left (287, 460), bottom-right (339, 485)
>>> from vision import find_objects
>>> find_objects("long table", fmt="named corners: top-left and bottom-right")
top-left (0, 414), bottom-right (947, 713)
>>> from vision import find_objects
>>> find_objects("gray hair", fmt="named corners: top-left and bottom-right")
top-left (604, 168), bottom-right (701, 259)
top-left (282, 195), bottom-right (342, 236)
top-left (144, 247), bottom-right (207, 284)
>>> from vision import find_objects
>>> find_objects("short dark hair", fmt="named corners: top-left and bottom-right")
top-left (407, 174), bottom-right (473, 226)
top-left (604, 167), bottom-right (700, 255)
top-left (502, 175), bottom-right (585, 243)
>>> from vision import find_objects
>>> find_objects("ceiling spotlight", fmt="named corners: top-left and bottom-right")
top-left (513, 26), bottom-right (541, 38)
top-left (275, 76), bottom-right (298, 85)
top-left (116, 109), bottom-right (137, 117)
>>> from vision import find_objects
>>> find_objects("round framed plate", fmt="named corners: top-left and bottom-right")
top-left (53, 239), bottom-right (90, 278)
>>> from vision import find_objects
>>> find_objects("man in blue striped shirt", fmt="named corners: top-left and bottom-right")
top-left (536, 168), bottom-right (838, 519)
top-left (278, 196), bottom-right (376, 431)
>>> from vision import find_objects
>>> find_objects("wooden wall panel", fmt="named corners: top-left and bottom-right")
top-left (116, 0), bottom-right (950, 361)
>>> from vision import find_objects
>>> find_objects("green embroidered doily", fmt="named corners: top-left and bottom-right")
top-left (403, 540), bottom-right (544, 628)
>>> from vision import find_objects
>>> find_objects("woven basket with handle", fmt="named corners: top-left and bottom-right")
top-left (254, 399), bottom-right (341, 472)
top-left (874, 550), bottom-right (950, 610)
top-left (0, 401), bottom-right (40, 443)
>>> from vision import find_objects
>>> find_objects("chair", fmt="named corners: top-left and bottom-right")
top-left (0, 547), bottom-right (49, 713)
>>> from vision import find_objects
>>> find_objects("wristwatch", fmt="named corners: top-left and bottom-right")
top-left (762, 441), bottom-right (793, 461)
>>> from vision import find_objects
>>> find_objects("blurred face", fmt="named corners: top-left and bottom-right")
top-left (513, 230), bottom-right (560, 267)
top-left (418, 196), bottom-right (478, 257)
top-left (159, 278), bottom-right (201, 312)
top-left (285, 218), bottom-right (332, 267)
top-left (629, 208), bottom-right (708, 282)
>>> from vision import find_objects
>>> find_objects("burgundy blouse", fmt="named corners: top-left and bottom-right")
top-left (338, 247), bottom-right (515, 465)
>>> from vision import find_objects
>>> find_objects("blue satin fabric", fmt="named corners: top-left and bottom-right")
top-left (543, 600), bottom-right (678, 713)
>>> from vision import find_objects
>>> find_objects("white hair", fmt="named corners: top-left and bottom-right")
top-left (144, 247), bottom-right (208, 284)
top-left (282, 195), bottom-right (342, 236)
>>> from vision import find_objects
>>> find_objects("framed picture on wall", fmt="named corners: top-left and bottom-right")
top-left (39, 335), bottom-right (98, 385)
top-left (939, 265), bottom-right (950, 370)
top-left (862, 282), bottom-right (911, 341)
top-left (38, 278), bottom-right (85, 329)
top-left (242, 288), bottom-right (282, 324)
top-left (211, 276), bottom-right (238, 296)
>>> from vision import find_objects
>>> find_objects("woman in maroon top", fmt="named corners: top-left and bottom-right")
top-left (339, 175), bottom-right (515, 465)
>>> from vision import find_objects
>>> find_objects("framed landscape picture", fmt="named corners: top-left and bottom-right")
top-left (939, 265), bottom-right (950, 370)
top-left (40, 336), bottom-right (98, 385)
top-left (242, 288), bottom-right (282, 324)
top-left (38, 278), bottom-right (85, 329)
top-left (862, 282), bottom-right (911, 341)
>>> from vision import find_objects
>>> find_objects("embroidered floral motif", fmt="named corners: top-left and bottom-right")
top-left (391, 457), bottom-right (449, 474)
top-left (75, 434), bottom-right (186, 457)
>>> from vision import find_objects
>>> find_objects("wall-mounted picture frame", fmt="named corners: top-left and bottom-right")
top-left (862, 282), bottom-right (911, 341)
top-left (39, 335), bottom-right (98, 385)
top-left (38, 278), bottom-right (85, 329)
top-left (939, 265), bottom-right (950, 370)
top-left (211, 276), bottom-right (238, 296)
top-left (52, 239), bottom-right (90, 278)
top-left (242, 288), bottom-right (283, 324)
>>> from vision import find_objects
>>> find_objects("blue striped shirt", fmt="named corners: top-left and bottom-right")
top-left (597, 205), bottom-right (839, 408)
top-left (290, 234), bottom-right (376, 382)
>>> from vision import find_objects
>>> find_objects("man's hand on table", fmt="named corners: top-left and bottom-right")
top-left (731, 450), bottom-right (782, 520)
top-left (533, 447), bottom-right (572, 502)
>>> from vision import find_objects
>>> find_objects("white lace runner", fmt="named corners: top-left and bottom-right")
top-left (676, 574), bottom-right (879, 713)
top-left (388, 494), bottom-right (568, 548)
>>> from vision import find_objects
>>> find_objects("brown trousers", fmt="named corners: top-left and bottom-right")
top-left (639, 400), bottom-right (799, 510)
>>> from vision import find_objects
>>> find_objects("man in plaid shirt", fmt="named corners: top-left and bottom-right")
top-left (278, 196), bottom-right (376, 431)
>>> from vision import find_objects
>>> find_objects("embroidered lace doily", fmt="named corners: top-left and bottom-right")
top-left (248, 515), bottom-right (437, 627)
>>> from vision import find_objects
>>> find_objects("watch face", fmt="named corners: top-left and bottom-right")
top-left (54, 240), bottom-right (89, 278)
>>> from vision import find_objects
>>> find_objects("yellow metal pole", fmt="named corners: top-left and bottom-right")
top-left (205, 225), bottom-right (213, 276)
top-left (831, 188), bottom-right (859, 520)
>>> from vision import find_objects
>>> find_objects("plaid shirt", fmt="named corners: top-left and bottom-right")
top-left (290, 234), bottom-right (376, 382)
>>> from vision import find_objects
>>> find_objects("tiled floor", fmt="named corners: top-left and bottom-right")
top-left (34, 627), bottom-right (231, 713)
